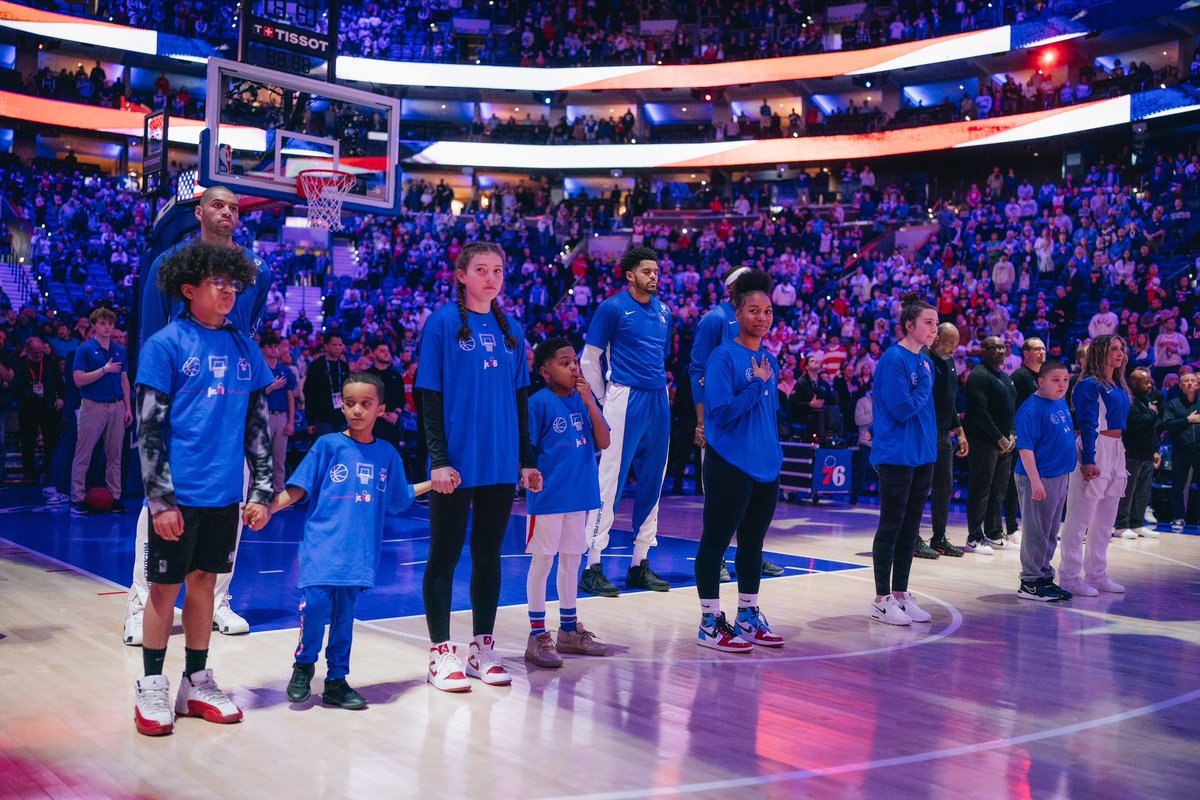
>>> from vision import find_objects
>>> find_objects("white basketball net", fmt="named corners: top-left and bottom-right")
top-left (297, 170), bottom-right (357, 231)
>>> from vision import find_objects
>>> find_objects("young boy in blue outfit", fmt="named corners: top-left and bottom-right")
top-left (523, 338), bottom-right (611, 668)
top-left (272, 372), bottom-right (430, 708)
top-left (133, 242), bottom-right (274, 736)
top-left (1013, 360), bottom-right (1076, 602)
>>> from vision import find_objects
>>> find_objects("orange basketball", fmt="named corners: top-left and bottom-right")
top-left (84, 487), bottom-right (115, 513)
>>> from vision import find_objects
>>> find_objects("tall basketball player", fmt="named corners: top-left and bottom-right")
top-left (579, 246), bottom-right (672, 596)
top-left (123, 186), bottom-right (273, 645)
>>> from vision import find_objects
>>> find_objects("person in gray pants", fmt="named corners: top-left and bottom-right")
top-left (1013, 361), bottom-right (1076, 602)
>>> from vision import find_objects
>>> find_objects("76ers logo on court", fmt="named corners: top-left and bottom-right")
top-left (553, 417), bottom-right (568, 433)
top-left (459, 337), bottom-right (476, 352)
top-left (182, 357), bottom-right (200, 377)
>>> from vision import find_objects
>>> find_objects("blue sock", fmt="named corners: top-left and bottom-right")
top-left (559, 608), bottom-right (577, 633)
top-left (529, 610), bottom-right (546, 638)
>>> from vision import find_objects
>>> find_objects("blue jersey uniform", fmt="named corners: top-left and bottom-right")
top-left (527, 388), bottom-right (604, 515)
top-left (704, 341), bottom-right (783, 482)
top-left (871, 345), bottom-right (937, 467)
top-left (1073, 378), bottom-right (1131, 465)
top-left (74, 338), bottom-right (127, 402)
top-left (585, 291), bottom-right (672, 389)
top-left (688, 301), bottom-right (737, 404)
top-left (415, 304), bottom-right (529, 488)
top-left (286, 433), bottom-right (414, 588)
top-left (265, 361), bottom-right (296, 413)
top-left (140, 242), bottom-right (271, 345)
top-left (1015, 394), bottom-right (1077, 478)
top-left (136, 317), bottom-right (273, 506)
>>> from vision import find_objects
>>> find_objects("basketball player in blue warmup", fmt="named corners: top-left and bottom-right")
top-left (417, 242), bottom-right (543, 693)
top-left (687, 264), bottom-right (784, 580)
top-left (579, 246), bottom-right (673, 596)
top-left (272, 373), bottom-right (430, 709)
top-left (124, 185), bottom-right (273, 646)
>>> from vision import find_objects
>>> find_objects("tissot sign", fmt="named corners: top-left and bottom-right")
top-left (246, 17), bottom-right (331, 56)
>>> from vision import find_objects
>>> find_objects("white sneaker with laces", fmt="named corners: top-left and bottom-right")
top-left (123, 592), bottom-right (144, 646)
top-left (174, 669), bottom-right (243, 723)
top-left (1059, 577), bottom-right (1099, 597)
top-left (870, 595), bottom-right (912, 626)
top-left (1145, 508), bottom-right (1157, 524)
top-left (1009, 528), bottom-right (1022, 545)
top-left (897, 592), bottom-right (932, 623)
top-left (1090, 575), bottom-right (1125, 593)
top-left (1119, 528), bottom-right (1139, 540)
top-left (466, 635), bottom-right (512, 685)
top-left (734, 607), bottom-right (785, 647)
top-left (134, 675), bottom-right (174, 736)
top-left (427, 643), bottom-right (471, 692)
top-left (968, 539), bottom-right (995, 555)
top-left (1137, 526), bottom-right (1159, 538)
top-left (212, 595), bottom-right (250, 635)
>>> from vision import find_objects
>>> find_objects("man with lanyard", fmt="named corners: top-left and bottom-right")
top-left (302, 333), bottom-right (349, 438)
top-left (579, 246), bottom-right (673, 596)
top-left (688, 264), bottom-right (785, 581)
top-left (123, 186), bottom-right (272, 646)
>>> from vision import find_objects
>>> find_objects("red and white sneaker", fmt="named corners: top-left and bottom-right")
top-left (427, 643), bottom-right (471, 693)
top-left (734, 607), bottom-right (785, 647)
top-left (134, 675), bottom-right (174, 736)
top-left (697, 612), bottom-right (754, 652)
top-left (174, 669), bottom-right (243, 724)
top-left (466, 635), bottom-right (512, 686)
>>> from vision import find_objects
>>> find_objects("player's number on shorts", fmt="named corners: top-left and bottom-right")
top-left (822, 465), bottom-right (846, 488)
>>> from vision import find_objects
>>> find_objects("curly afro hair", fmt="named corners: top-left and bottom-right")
top-left (157, 242), bottom-right (257, 301)
top-left (619, 245), bottom-right (659, 276)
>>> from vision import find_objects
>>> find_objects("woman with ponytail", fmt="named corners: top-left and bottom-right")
top-left (416, 242), bottom-right (543, 692)
top-left (869, 292), bottom-right (939, 626)
top-left (1058, 334), bottom-right (1131, 596)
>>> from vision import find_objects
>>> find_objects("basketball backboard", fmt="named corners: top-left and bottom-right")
top-left (201, 58), bottom-right (402, 215)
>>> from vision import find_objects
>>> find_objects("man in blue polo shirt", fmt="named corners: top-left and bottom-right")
top-left (70, 307), bottom-right (131, 514)
top-left (579, 246), bottom-right (673, 596)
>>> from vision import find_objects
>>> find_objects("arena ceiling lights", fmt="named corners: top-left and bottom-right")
top-left (0, 0), bottom-right (206, 58)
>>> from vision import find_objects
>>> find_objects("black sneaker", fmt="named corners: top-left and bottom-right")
top-left (579, 563), bottom-right (620, 597)
top-left (110, 500), bottom-right (126, 514)
top-left (286, 662), bottom-right (314, 702)
top-left (1017, 580), bottom-right (1062, 602)
top-left (931, 538), bottom-right (964, 557)
top-left (719, 563), bottom-right (732, 583)
top-left (914, 538), bottom-right (941, 560)
top-left (761, 560), bottom-right (785, 576)
top-left (1044, 579), bottom-right (1072, 600)
top-left (71, 502), bottom-right (93, 516)
top-left (626, 559), bottom-right (670, 592)
top-left (322, 678), bottom-right (367, 710)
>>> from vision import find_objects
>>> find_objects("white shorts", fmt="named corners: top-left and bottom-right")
top-left (525, 511), bottom-right (590, 556)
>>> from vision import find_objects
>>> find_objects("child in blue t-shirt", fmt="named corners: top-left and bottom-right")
top-left (523, 338), bottom-right (612, 669)
top-left (1013, 361), bottom-right (1076, 603)
top-left (272, 373), bottom-right (430, 708)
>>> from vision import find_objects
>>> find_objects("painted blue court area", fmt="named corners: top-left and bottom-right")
top-left (0, 488), bottom-right (864, 632)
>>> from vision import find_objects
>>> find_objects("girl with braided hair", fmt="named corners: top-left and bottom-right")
top-left (416, 242), bottom-right (543, 692)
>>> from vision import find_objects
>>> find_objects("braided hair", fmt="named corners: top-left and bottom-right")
top-left (454, 241), bottom-right (516, 350)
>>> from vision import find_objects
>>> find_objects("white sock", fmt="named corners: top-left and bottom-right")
top-left (700, 598), bottom-right (720, 617)
top-left (631, 543), bottom-right (651, 564)
top-left (737, 593), bottom-right (758, 609)
top-left (526, 554), bottom-right (553, 615)
top-left (586, 548), bottom-right (601, 568)
top-left (557, 552), bottom-right (581, 615)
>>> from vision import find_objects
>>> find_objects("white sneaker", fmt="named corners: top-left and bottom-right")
top-left (1137, 526), bottom-right (1159, 538)
top-left (212, 595), bottom-right (250, 635)
top-left (967, 539), bottom-right (995, 555)
top-left (466, 635), bottom-right (512, 686)
top-left (174, 669), bottom-right (243, 723)
top-left (1119, 528), bottom-right (1139, 540)
top-left (897, 592), bottom-right (932, 623)
top-left (1059, 577), bottom-right (1099, 597)
top-left (870, 595), bottom-right (912, 626)
top-left (123, 593), bottom-right (144, 646)
top-left (1090, 575), bottom-right (1125, 593)
top-left (1007, 529), bottom-right (1022, 545)
top-left (427, 643), bottom-right (471, 692)
top-left (45, 490), bottom-right (69, 505)
top-left (1144, 508), bottom-right (1157, 524)
top-left (1172, 519), bottom-right (1185, 533)
top-left (134, 675), bottom-right (174, 736)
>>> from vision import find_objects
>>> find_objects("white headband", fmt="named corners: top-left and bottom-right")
top-left (724, 266), bottom-right (751, 287)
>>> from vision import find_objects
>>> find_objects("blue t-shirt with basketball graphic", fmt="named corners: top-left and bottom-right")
top-left (527, 388), bottom-right (605, 515)
top-left (585, 291), bottom-right (672, 389)
top-left (415, 303), bottom-right (529, 488)
top-left (136, 317), bottom-right (274, 506)
top-left (286, 432), bottom-right (414, 588)
top-left (1014, 394), bottom-right (1077, 479)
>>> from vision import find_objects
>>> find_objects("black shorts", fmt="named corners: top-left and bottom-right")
top-left (148, 503), bottom-right (240, 584)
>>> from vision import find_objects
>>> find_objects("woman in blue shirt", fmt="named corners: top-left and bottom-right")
top-left (416, 242), bottom-right (543, 692)
top-left (869, 293), bottom-right (939, 626)
top-left (694, 270), bottom-right (785, 652)
top-left (1058, 334), bottom-right (1131, 596)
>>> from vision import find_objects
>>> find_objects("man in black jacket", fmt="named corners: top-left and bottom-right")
top-left (924, 323), bottom-right (968, 558)
top-left (1116, 368), bottom-right (1162, 539)
top-left (790, 354), bottom-right (841, 438)
top-left (1003, 337), bottom-right (1046, 540)
top-left (963, 336), bottom-right (1017, 553)
top-left (364, 341), bottom-right (407, 454)
top-left (15, 336), bottom-right (65, 489)
top-left (1162, 371), bottom-right (1200, 532)
top-left (303, 333), bottom-right (350, 437)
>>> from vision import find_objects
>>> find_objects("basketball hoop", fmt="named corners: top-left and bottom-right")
top-left (297, 169), bottom-right (358, 231)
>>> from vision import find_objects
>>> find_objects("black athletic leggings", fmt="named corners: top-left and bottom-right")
top-left (873, 463), bottom-right (935, 596)
top-left (694, 448), bottom-right (779, 599)
top-left (424, 484), bottom-right (515, 643)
